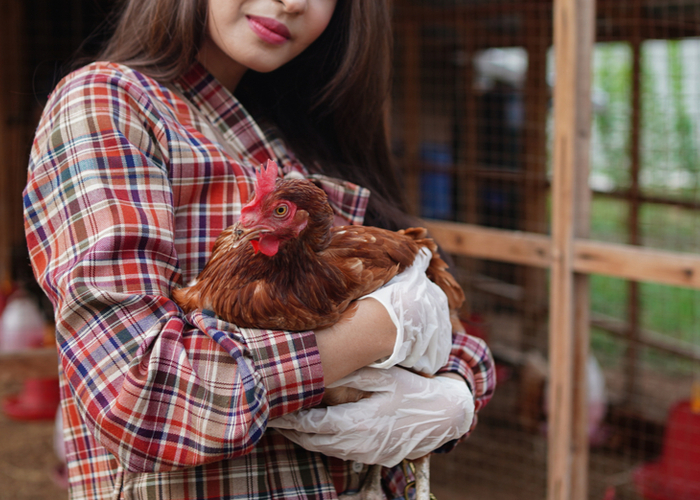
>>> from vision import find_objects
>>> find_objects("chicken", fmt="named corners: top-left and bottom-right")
top-left (172, 160), bottom-right (465, 500)
top-left (172, 160), bottom-right (464, 332)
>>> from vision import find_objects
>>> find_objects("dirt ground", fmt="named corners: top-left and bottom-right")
top-left (0, 372), bottom-right (520, 500)
top-left (0, 375), bottom-right (67, 500)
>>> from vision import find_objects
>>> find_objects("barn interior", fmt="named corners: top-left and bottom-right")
top-left (1, 1), bottom-right (699, 499)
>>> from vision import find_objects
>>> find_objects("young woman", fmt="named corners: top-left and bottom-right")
top-left (24, 0), bottom-right (495, 498)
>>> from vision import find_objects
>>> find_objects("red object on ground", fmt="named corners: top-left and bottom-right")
top-left (603, 486), bottom-right (616, 500)
top-left (2, 377), bottom-right (60, 421)
top-left (634, 400), bottom-right (700, 500)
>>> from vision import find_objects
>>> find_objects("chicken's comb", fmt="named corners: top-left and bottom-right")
top-left (241, 160), bottom-right (279, 215)
top-left (255, 159), bottom-right (279, 196)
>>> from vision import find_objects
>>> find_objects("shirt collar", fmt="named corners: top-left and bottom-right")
top-left (173, 61), bottom-right (278, 167)
top-left (173, 62), bottom-right (370, 226)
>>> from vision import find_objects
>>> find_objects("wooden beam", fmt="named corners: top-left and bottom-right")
top-left (570, 0), bottom-right (596, 496)
top-left (424, 221), bottom-right (700, 291)
top-left (523, 6), bottom-right (552, 237)
top-left (591, 313), bottom-right (700, 363)
top-left (593, 189), bottom-right (700, 211)
top-left (574, 240), bottom-right (700, 289)
top-left (548, 0), bottom-right (594, 496)
top-left (521, 4), bottom-right (552, 353)
top-left (624, 6), bottom-right (644, 409)
top-left (394, 0), bottom-right (700, 48)
top-left (424, 220), bottom-right (551, 268)
top-left (454, 14), bottom-right (479, 312)
top-left (458, 15), bottom-right (478, 226)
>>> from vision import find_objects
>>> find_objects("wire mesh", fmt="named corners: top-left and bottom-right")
top-left (392, 2), bottom-right (552, 499)
top-left (391, 1), bottom-right (700, 499)
top-left (588, 3), bottom-right (700, 498)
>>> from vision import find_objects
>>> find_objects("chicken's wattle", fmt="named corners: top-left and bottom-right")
top-left (251, 236), bottom-right (280, 256)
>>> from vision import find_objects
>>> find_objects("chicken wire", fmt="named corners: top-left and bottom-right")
top-left (391, 1), bottom-right (700, 499)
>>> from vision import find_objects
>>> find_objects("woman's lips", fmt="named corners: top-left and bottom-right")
top-left (246, 15), bottom-right (291, 45)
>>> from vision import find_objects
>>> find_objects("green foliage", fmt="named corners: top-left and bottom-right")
top-left (588, 42), bottom-right (700, 369)
top-left (592, 40), bottom-right (700, 196)
top-left (589, 198), bottom-right (700, 372)
top-left (666, 41), bottom-right (698, 189)
top-left (592, 43), bottom-right (632, 188)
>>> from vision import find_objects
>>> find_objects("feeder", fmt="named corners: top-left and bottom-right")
top-left (634, 400), bottom-right (700, 500)
top-left (2, 377), bottom-right (60, 421)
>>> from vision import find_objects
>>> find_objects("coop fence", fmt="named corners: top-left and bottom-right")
top-left (391, 1), bottom-right (700, 499)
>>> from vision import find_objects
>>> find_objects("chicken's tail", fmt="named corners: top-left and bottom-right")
top-left (399, 228), bottom-right (466, 320)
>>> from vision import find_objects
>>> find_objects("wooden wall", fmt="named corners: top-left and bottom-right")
top-left (0, 0), bottom-right (114, 285)
top-left (0, 1), bottom-right (30, 285)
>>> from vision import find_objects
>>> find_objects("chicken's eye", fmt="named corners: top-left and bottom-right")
top-left (274, 204), bottom-right (289, 217)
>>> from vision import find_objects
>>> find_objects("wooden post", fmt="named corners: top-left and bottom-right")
top-left (523, 6), bottom-right (552, 236)
top-left (454, 14), bottom-right (479, 311)
top-left (522, 6), bottom-right (552, 351)
top-left (459, 16), bottom-right (478, 226)
top-left (548, 0), bottom-right (595, 500)
top-left (570, 2), bottom-right (595, 497)
top-left (624, 3), bottom-right (643, 408)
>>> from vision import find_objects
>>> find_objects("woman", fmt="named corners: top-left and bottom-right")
top-left (24, 0), bottom-right (495, 498)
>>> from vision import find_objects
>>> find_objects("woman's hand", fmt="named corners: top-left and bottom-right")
top-left (268, 366), bottom-right (474, 467)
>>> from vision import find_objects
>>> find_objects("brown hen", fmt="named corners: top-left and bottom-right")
top-left (172, 160), bottom-right (464, 332)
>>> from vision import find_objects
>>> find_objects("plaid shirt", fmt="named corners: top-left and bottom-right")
top-left (24, 62), bottom-right (495, 500)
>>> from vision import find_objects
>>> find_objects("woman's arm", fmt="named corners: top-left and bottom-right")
top-left (315, 298), bottom-right (396, 386)
top-left (25, 66), bottom-right (329, 473)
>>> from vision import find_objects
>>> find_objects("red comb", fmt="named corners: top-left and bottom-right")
top-left (255, 160), bottom-right (279, 196)
top-left (242, 160), bottom-right (279, 216)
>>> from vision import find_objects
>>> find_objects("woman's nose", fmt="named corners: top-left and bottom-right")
top-left (279, 0), bottom-right (307, 14)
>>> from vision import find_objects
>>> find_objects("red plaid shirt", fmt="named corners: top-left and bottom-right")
top-left (24, 61), bottom-right (495, 500)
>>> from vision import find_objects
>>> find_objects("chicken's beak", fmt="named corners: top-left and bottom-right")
top-left (230, 222), bottom-right (271, 251)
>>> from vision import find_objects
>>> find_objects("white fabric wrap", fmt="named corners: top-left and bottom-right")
top-left (362, 246), bottom-right (452, 375)
top-left (268, 247), bottom-right (473, 466)
top-left (269, 366), bottom-right (474, 467)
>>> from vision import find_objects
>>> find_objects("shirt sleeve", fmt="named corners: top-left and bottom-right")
top-left (437, 329), bottom-right (496, 435)
top-left (23, 68), bottom-right (324, 473)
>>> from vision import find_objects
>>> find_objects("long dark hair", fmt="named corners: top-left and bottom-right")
top-left (98, 0), bottom-right (414, 230)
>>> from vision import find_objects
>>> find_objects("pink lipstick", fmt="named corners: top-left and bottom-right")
top-left (247, 15), bottom-right (291, 45)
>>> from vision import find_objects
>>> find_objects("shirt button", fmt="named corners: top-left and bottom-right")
top-left (352, 461), bottom-right (364, 473)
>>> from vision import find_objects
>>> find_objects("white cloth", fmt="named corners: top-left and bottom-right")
top-left (269, 367), bottom-right (474, 467)
top-left (362, 247), bottom-right (452, 375)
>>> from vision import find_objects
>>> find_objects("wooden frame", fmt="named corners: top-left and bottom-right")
top-left (391, 3), bottom-right (698, 494)
top-left (426, 221), bottom-right (700, 290)
top-left (415, 4), bottom-right (695, 488)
